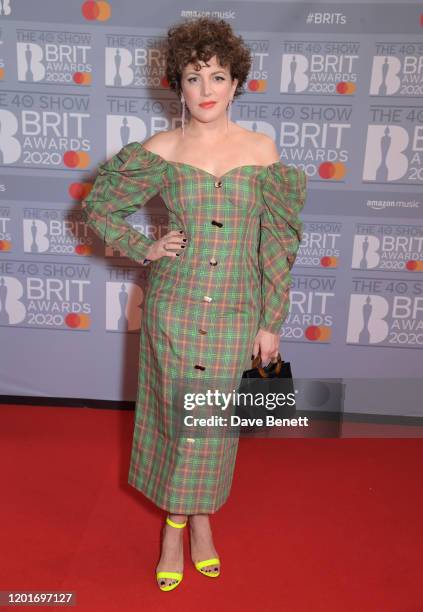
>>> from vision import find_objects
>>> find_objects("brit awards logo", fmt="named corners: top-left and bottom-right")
top-left (23, 208), bottom-right (93, 256)
top-left (0, 0), bottom-right (11, 16)
top-left (16, 29), bottom-right (92, 85)
top-left (352, 223), bottom-right (423, 272)
top-left (106, 114), bottom-right (148, 158)
top-left (105, 267), bottom-right (148, 332)
top-left (105, 209), bottom-right (167, 259)
top-left (0, 206), bottom-right (12, 253)
top-left (0, 260), bottom-right (92, 330)
top-left (105, 35), bottom-right (166, 88)
top-left (276, 103), bottom-right (351, 180)
top-left (280, 41), bottom-right (358, 95)
top-left (282, 273), bottom-right (335, 343)
top-left (0, 91), bottom-right (92, 168)
top-left (245, 38), bottom-right (270, 92)
top-left (0, 27), bottom-right (5, 81)
top-left (363, 109), bottom-right (423, 184)
top-left (298, 220), bottom-right (341, 268)
top-left (346, 278), bottom-right (423, 348)
top-left (370, 43), bottom-right (423, 98)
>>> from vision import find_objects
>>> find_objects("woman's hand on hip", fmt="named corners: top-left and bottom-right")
top-left (145, 230), bottom-right (187, 261)
top-left (252, 329), bottom-right (280, 365)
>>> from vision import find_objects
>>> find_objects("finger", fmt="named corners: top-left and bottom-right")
top-left (162, 239), bottom-right (186, 249)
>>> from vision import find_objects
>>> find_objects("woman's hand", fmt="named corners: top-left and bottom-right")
top-left (252, 328), bottom-right (280, 365)
top-left (145, 230), bottom-right (187, 261)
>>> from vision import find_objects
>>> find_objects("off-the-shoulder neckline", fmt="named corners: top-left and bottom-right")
top-left (135, 141), bottom-right (285, 183)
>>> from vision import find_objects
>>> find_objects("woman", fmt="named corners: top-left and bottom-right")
top-left (82, 17), bottom-right (307, 592)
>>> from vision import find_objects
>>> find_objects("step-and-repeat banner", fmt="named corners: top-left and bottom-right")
top-left (0, 2), bottom-right (422, 418)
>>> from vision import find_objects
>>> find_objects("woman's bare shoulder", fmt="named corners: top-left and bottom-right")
top-left (249, 132), bottom-right (280, 166)
top-left (141, 130), bottom-right (179, 158)
top-left (233, 126), bottom-right (280, 165)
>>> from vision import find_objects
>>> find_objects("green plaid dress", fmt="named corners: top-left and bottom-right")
top-left (81, 141), bottom-right (307, 514)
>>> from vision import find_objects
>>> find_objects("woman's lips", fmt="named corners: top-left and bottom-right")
top-left (199, 101), bottom-right (217, 108)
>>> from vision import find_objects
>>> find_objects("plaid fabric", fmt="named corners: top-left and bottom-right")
top-left (81, 141), bottom-right (307, 514)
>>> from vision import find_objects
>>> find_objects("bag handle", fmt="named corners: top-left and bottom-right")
top-left (251, 351), bottom-right (284, 378)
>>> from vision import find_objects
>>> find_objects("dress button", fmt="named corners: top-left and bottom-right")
top-left (203, 295), bottom-right (212, 302)
top-left (214, 180), bottom-right (222, 188)
top-left (194, 364), bottom-right (206, 371)
top-left (209, 257), bottom-right (218, 266)
top-left (199, 328), bottom-right (207, 335)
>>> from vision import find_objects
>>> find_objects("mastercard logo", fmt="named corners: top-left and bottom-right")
top-left (0, 67), bottom-right (4, 80)
top-left (75, 244), bottom-right (92, 256)
top-left (305, 325), bottom-right (332, 342)
top-left (73, 72), bottom-right (92, 85)
top-left (406, 260), bottom-right (423, 272)
top-left (320, 256), bottom-right (338, 268)
top-left (0, 240), bottom-right (12, 251)
top-left (248, 80), bottom-right (267, 92)
top-left (336, 82), bottom-right (356, 95)
top-left (81, 1), bottom-right (111, 20)
top-left (63, 151), bottom-right (91, 169)
top-left (65, 313), bottom-right (91, 329)
top-left (319, 162), bottom-right (346, 180)
top-left (69, 182), bottom-right (92, 200)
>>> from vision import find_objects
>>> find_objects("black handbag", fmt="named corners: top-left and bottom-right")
top-left (235, 351), bottom-right (296, 432)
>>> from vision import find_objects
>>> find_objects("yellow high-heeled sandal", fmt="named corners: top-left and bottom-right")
top-left (194, 557), bottom-right (221, 578)
top-left (156, 516), bottom-right (187, 592)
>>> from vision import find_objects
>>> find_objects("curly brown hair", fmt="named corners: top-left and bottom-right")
top-left (165, 17), bottom-right (252, 99)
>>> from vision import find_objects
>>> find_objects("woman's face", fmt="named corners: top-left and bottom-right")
top-left (180, 54), bottom-right (238, 122)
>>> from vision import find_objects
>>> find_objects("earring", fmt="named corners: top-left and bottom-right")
top-left (227, 98), bottom-right (233, 130)
top-left (180, 95), bottom-right (185, 137)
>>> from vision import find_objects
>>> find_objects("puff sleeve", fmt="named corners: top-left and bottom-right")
top-left (258, 164), bottom-right (307, 335)
top-left (81, 141), bottom-right (167, 264)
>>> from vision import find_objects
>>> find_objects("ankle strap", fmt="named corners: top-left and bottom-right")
top-left (166, 516), bottom-right (187, 529)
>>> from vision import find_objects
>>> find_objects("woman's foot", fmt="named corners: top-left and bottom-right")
top-left (189, 514), bottom-right (220, 575)
top-left (156, 514), bottom-right (187, 589)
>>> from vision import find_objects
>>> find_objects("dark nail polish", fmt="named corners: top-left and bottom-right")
top-left (179, 230), bottom-right (183, 234)
top-left (183, 238), bottom-right (187, 242)
top-left (181, 245), bottom-right (186, 248)
top-left (176, 253), bottom-right (180, 256)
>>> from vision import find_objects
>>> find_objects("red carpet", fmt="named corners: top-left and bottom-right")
top-left (0, 403), bottom-right (422, 611)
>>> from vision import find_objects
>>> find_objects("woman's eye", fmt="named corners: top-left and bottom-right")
top-left (187, 76), bottom-right (225, 83)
